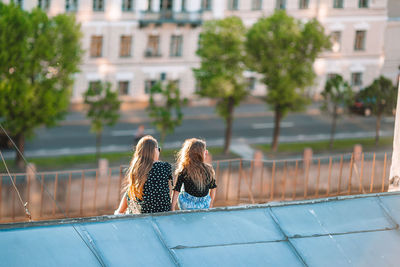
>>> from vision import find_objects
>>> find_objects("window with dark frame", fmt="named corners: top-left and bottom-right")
top-left (202, 0), bottom-right (212, 10)
top-left (93, 0), bottom-right (104, 11)
top-left (147, 0), bottom-right (152, 11)
top-left (252, 0), bottom-right (262, 10)
top-left (351, 73), bottom-right (363, 86)
top-left (120, 35), bottom-right (132, 57)
top-left (122, 0), bottom-right (134, 11)
top-left (90, 36), bottom-right (103, 58)
top-left (170, 35), bottom-right (183, 57)
top-left (331, 31), bottom-right (341, 52)
top-left (38, 0), bottom-right (50, 10)
top-left (228, 0), bottom-right (239, 10)
top-left (359, 0), bottom-right (368, 8)
top-left (145, 80), bottom-right (157, 94)
top-left (333, 0), bottom-right (343, 8)
top-left (327, 73), bottom-right (337, 81)
top-left (145, 35), bottom-right (160, 57)
top-left (118, 81), bottom-right (130, 95)
top-left (276, 0), bottom-right (286, 10)
top-left (299, 0), bottom-right (309, 9)
top-left (66, 0), bottom-right (78, 11)
top-left (181, 0), bottom-right (186, 11)
top-left (354, 30), bottom-right (366, 51)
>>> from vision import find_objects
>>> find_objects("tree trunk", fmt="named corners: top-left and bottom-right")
top-left (329, 106), bottom-right (338, 150)
top-left (96, 131), bottom-right (102, 162)
top-left (223, 97), bottom-right (235, 155)
top-left (15, 133), bottom-right (25, 170)
top-left (160, 130), bottom-right (166, 148)
top-left (271, 107), bottom-right (282, 152)
top-left (376, 113), bottom-right (381, 146)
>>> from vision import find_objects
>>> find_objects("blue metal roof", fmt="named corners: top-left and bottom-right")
top-left (2, 192), bottom-right (400, 267)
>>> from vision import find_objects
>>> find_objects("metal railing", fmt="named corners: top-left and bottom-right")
top-left (0, 152), bottom-right (391, 223)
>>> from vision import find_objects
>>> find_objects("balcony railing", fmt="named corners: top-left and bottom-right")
top-left (139, 10), bottom-right (202, 26)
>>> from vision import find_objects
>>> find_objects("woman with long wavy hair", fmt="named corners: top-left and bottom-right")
top-left (115, 135), bottom-right (173, 214)
top-left (171, 138), bottom-right (217, 210)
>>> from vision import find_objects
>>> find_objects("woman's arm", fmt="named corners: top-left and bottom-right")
top-left (209, 188), bottom-right (216, 208)
top-left (171, 190), bottom-right (179, 211)
top-left (114, 195), bottom-right (128, 215)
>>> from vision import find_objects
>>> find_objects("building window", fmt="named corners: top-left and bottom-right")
top-left (145, 80), bottom-right (157, 94)
top-left (181, 0), bottom-right (186, 11)
top-left (145, 35), bottom-right (160, 57)
top-left (122, 0), bottom-right (134, 11)
top-left (170, 35), bottom-right (183, 57)
top-left (359, 0), bottom-right (368, 8)
top-left (299, 0), bottom-right (309, 9)
top-left (38, 0), bottom-right (50, 10)
top-left (331, 31), bottom-right (341, 52)
top-left (327, 73), bottom-right (337, 81)
top-left (276, 0), bottom-right (286, 10)
top-left (247, 77), bottom-right (256, 91)
top-left (228, 0), bottom-right (239, 10)
top-left (89, 81), bottom-right (102, 94)
top-left (160, 0), bottom-right (173, 10)
top-left (120, 35), bottom-right (132, 57)
top-left (118, 81), bottom-right (130, 95)
top-left (252, 0), bottom-right (262, 10)
top-left (333, 0), bottom-right (343, 8)
top-left (90, 36), bottom-right (103, 58)
top-left (93, 0), bottom-right (104, 11)
top-left (351, 73), bottom-right (363, 86)
top-left (147, 0), bottom-right (152, 11)
top-left (354, 30), bottom-right (366, 51)
top-left (66, 0), bottom-right (78, 11)
top-left (202, 0), bottom-right (212, 10)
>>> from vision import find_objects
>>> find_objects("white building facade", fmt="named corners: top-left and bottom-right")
top-left (3, 0), bottom-right (398, 104)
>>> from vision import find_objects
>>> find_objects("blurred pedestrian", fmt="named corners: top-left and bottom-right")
top-left (171, 138), bottom-right (217, 211)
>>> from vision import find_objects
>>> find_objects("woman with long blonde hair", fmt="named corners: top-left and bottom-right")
top-left (171, 138), bottom-right (217, 210)
top-left (115, 135), bottom-right (173, 214)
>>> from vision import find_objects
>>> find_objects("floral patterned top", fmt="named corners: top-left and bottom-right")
top-left (126, 161), bottom-right (173, 214)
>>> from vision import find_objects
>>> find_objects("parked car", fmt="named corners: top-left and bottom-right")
top-left (350, 92), bottom-right (374, 116)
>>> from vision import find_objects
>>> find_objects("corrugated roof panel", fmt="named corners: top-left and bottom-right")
top-left (153, 209), bottom-right (285, 248)
top-left (378, 194), bottom-right (400, 226)
top-left (80, 217), bottom-right (176, 266)
top-left (173, 242), bottom-right (304, 267)
top-left (271, 197), bottom-right (395, 237)
top-left (0, 225), bottom-right (100, 267)
top-left (291, 230), bottom-right (400, 267)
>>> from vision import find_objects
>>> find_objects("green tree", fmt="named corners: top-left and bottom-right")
top-left (321, 74), bottom-right (353, 149)
top-left (148, 81), bottom-right (187, 146)
top-left (359, 76), bottom-right (397, 145)
top-left (194, 16), bottom-right (248, 154)
top-left (246, 11), bottom-right (331, 151)
top-left (83, 81), bottom-right (121, 161)
top-left (0, 3), bottom-right (83, 169)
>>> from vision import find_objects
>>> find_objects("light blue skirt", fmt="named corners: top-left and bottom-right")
top-left (178, 191), bottom-right (211, 210)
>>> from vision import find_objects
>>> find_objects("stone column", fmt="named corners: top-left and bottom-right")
top-left (389, 78), bottom-right (400, 191)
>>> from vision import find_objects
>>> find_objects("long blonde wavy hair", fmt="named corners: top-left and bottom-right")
top-left (175, 138), bottom-right (215, 191)
top-left (125, 135), bottom-right (158, 200)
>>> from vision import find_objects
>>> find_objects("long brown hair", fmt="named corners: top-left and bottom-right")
top-left (175, 138), bottom-right (215, 190)
top-left (126, 135), bottom-right (157, 200)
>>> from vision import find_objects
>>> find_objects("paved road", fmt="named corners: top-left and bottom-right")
top-left (2, 103), bottom-right (395, 159)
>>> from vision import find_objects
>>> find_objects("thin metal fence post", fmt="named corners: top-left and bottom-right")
top-left (80, 171), bottom-right (85, 216)
top-left (304, 159), bottom-right (310, 198)
top-left (381, 153), bottom-right (387, 192)
top-left (26, 173), bottom-right (30, 215)
top-left (93, 170), bottom-right (99, 213)
top-left (52, 173), bottom-right (58, 216)
top-left (292, 161), bottom-right (298, 200)
top-left (225, 161), bottom-right (232, 201)
top-left (260, 163), bottom-right (265, 199)
top-left (281, 162), bottom-right (287, 200)
top-left (66, 173), bottom-right (71, 216)
top-left (106, 168), bottom-right (112, 210)
top-left (270, 161), bottom-right (276, 201)
top-left (359, 153), bottom-right (364, 193)
top-left (315, 159), bottom-right (321, 198)
top-left (117, 166), bottom-right (123, 207)
top-left (40, 174), bottom-right (44, 218)
top-left (337, 155), bottom-right (344, 195)
top-left (12, 175), bottom-right (16, 220)
top-left (370, 153), bottom-right (376, 193)
top-left (347, 154), bottom-right (354, 195)
top-left (0, 175), bottom-right (2, 219)
top-left (326, 157), bottom-right (332, 196)
top-left (237, 159), bottom-right (242, 204)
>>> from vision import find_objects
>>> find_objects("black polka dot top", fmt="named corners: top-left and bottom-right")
top-left (126, 161), bottom-right (173, 214)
